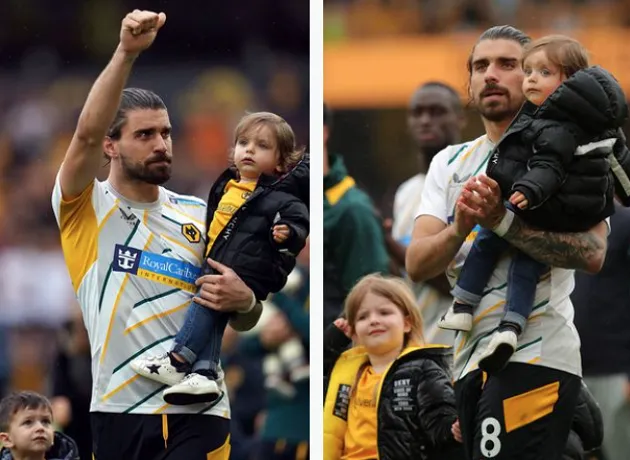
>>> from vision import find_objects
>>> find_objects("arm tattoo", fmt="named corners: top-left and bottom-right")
top-left (502, 215), bottom-right (605, 271)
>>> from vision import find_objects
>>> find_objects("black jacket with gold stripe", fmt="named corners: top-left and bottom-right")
top-left (324, 344), bottom-right (464, 460)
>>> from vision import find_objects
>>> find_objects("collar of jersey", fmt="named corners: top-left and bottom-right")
top-left (104, 180), bottom-right (167, 210)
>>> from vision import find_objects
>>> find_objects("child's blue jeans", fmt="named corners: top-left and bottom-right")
top-left (451, 226), bottom-right (547, 332)
top-left (171, 300), bottom-right (229, 378)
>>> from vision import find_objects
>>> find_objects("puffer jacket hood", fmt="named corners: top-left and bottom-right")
top-left (273, 153), bottom-right (309, 209)
top-left (0, 431), bottom-right (79, 460)
top-left (536, 65), bottom-right (628, 133)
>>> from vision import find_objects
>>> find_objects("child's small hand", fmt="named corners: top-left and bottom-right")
top-left (333, 318), bottom-right (352, 338)
top-left (272, 224), bottom-right (290, 243)
top-left (451, 419), bottom-right (463, 443)
top-left (509, 191), bottom-right (529, 209)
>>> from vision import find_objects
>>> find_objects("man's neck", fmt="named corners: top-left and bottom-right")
top-left (417, 150), bottom-right (428, 174)
top-left (108, 174), bottom-right (160, 203)
top-left (483, 118), bottom-right (511, 144)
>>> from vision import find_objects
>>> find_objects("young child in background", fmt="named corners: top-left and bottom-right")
top-left (439, 35), bottom-right (630, 373)
top-left (324, 274), bottom-right (463, 460)
top-left (0, 391), bottom-right (79, 460)
top-left (132, 112), bottom-right (309, 405)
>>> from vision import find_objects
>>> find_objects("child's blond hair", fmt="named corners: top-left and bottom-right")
top-left (232, 112), bottom-right (304, 172)
top-left (344, 274), bottom-right (424, 346)
top-left (523, 35), bottom-right (589, 79)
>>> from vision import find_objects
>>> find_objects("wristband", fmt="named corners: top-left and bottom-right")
top-left (241, 293), bottom-right (257, 313)
top-left (492, 208), bottom-right (515, 237)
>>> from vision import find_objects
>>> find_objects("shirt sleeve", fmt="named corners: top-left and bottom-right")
top-left (416, 147), bottom-right (451, 223)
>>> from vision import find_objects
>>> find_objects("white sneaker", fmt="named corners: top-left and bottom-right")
top-left (438, 306), bottom-right (473, 331)
top-left (162, 373), bottom-right (223, 406)
top-left (130, 353), bottom-right (187, 386)
top-left (478, 330), bottom-right (518, 374)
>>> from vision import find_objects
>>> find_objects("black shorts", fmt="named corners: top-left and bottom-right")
top-left (91, 412), bottom-right (230, 460)
top-left (257, 439), bottom-right (310, 460)
top-left (455, 363), bottom-right (581, 460)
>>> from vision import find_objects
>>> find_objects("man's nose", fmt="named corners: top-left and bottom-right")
top-left (418, 112), bottom-right (432, 125)
top-left (155, 135), bottom-right (168, 152)
top-left (484, 63), bottom-right (500, 84)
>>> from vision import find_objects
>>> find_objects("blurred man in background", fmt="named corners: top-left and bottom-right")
top-left (573, 202), bottom-right (630, 460)
top-left (323, 104), bottom-right (390, 328)
top-left (384, 82), bottom-right (466, 344)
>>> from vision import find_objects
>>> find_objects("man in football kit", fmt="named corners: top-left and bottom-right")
top-left (52, 10), bottom-right (262, 460)
top-left (406, 25), bottom-right (609, 460)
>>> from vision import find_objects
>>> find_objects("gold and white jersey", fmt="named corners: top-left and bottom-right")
top-left (52, 175), bottom-right (230, 417)
top-left (416, 135), bottom-right (582, 380)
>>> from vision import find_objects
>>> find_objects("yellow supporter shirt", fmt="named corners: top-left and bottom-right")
top-left (342, 365), bottom-right (381, 460)
top-left (206, 179), bottom-right (257, 256)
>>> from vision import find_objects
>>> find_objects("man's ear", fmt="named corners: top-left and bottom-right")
top-left (0, 431), bottom-right (14, 449)
top-left (103, 137), bottom-right (117, 160)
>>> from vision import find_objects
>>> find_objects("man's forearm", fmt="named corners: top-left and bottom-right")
top-left (75, 46), bottom-right (137, 142)
top-left (229, 302), bottom-right (263, 332)
top-left (502, 214), bottom-right (606, 272)
top-left (406, 225), bottom-right (465, 282)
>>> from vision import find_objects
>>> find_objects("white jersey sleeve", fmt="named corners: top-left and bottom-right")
top-left (416, 147), bottom-right (452, 223)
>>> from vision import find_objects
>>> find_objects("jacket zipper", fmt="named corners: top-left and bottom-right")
top-left (207, 184), bottom-right (268, 266)
top-left (486, 104), bottom-right (528, 176)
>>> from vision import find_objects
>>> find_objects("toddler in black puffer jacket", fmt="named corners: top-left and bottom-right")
top-left (131, 112), bottom-right (309, 405)
top-left (439, 35), bottom-right (630, 373)
top-left (324, 274), bottom-right (464, 460)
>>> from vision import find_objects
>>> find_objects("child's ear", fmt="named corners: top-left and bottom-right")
top-left (0, 432), bottom-right (14, 449)
top-left (403, 316), bottom-right (412, 334)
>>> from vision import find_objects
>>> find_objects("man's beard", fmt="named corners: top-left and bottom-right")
top-left (478, 102), bottom-right (519, 123)
top-left (120, 154), bottom-right (172, 185)
top-left (475, 92), bottom-right (522, 123)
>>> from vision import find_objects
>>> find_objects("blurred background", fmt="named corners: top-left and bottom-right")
top-left (324, 0), bottom-right (630, 209)
top-left (324, 2), bottom-right (630, 459)
top-left (0, 1), bottom-right (309, 459)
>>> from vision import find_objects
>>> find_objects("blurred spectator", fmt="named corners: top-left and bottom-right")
top-left (323, 105), bottom-right (390, 327)
top-left (383, 82), bottom-right (465, 345)
top-left (218, 248), bottom-right (312, 460)
top-left (256, 253), bottom-right (310, 460)
top-left (323, 0), bottom-right (626, 36)
top-left (573, 203), bottom-right (630, 460)
top-left (50, 305), bottom-right (92, 460)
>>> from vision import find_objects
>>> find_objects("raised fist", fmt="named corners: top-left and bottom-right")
top-left (120, 10), bottom-right (166, 55)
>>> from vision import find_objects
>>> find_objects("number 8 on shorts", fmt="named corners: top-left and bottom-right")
top-left (480, 417), bottom-right (502, 458)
